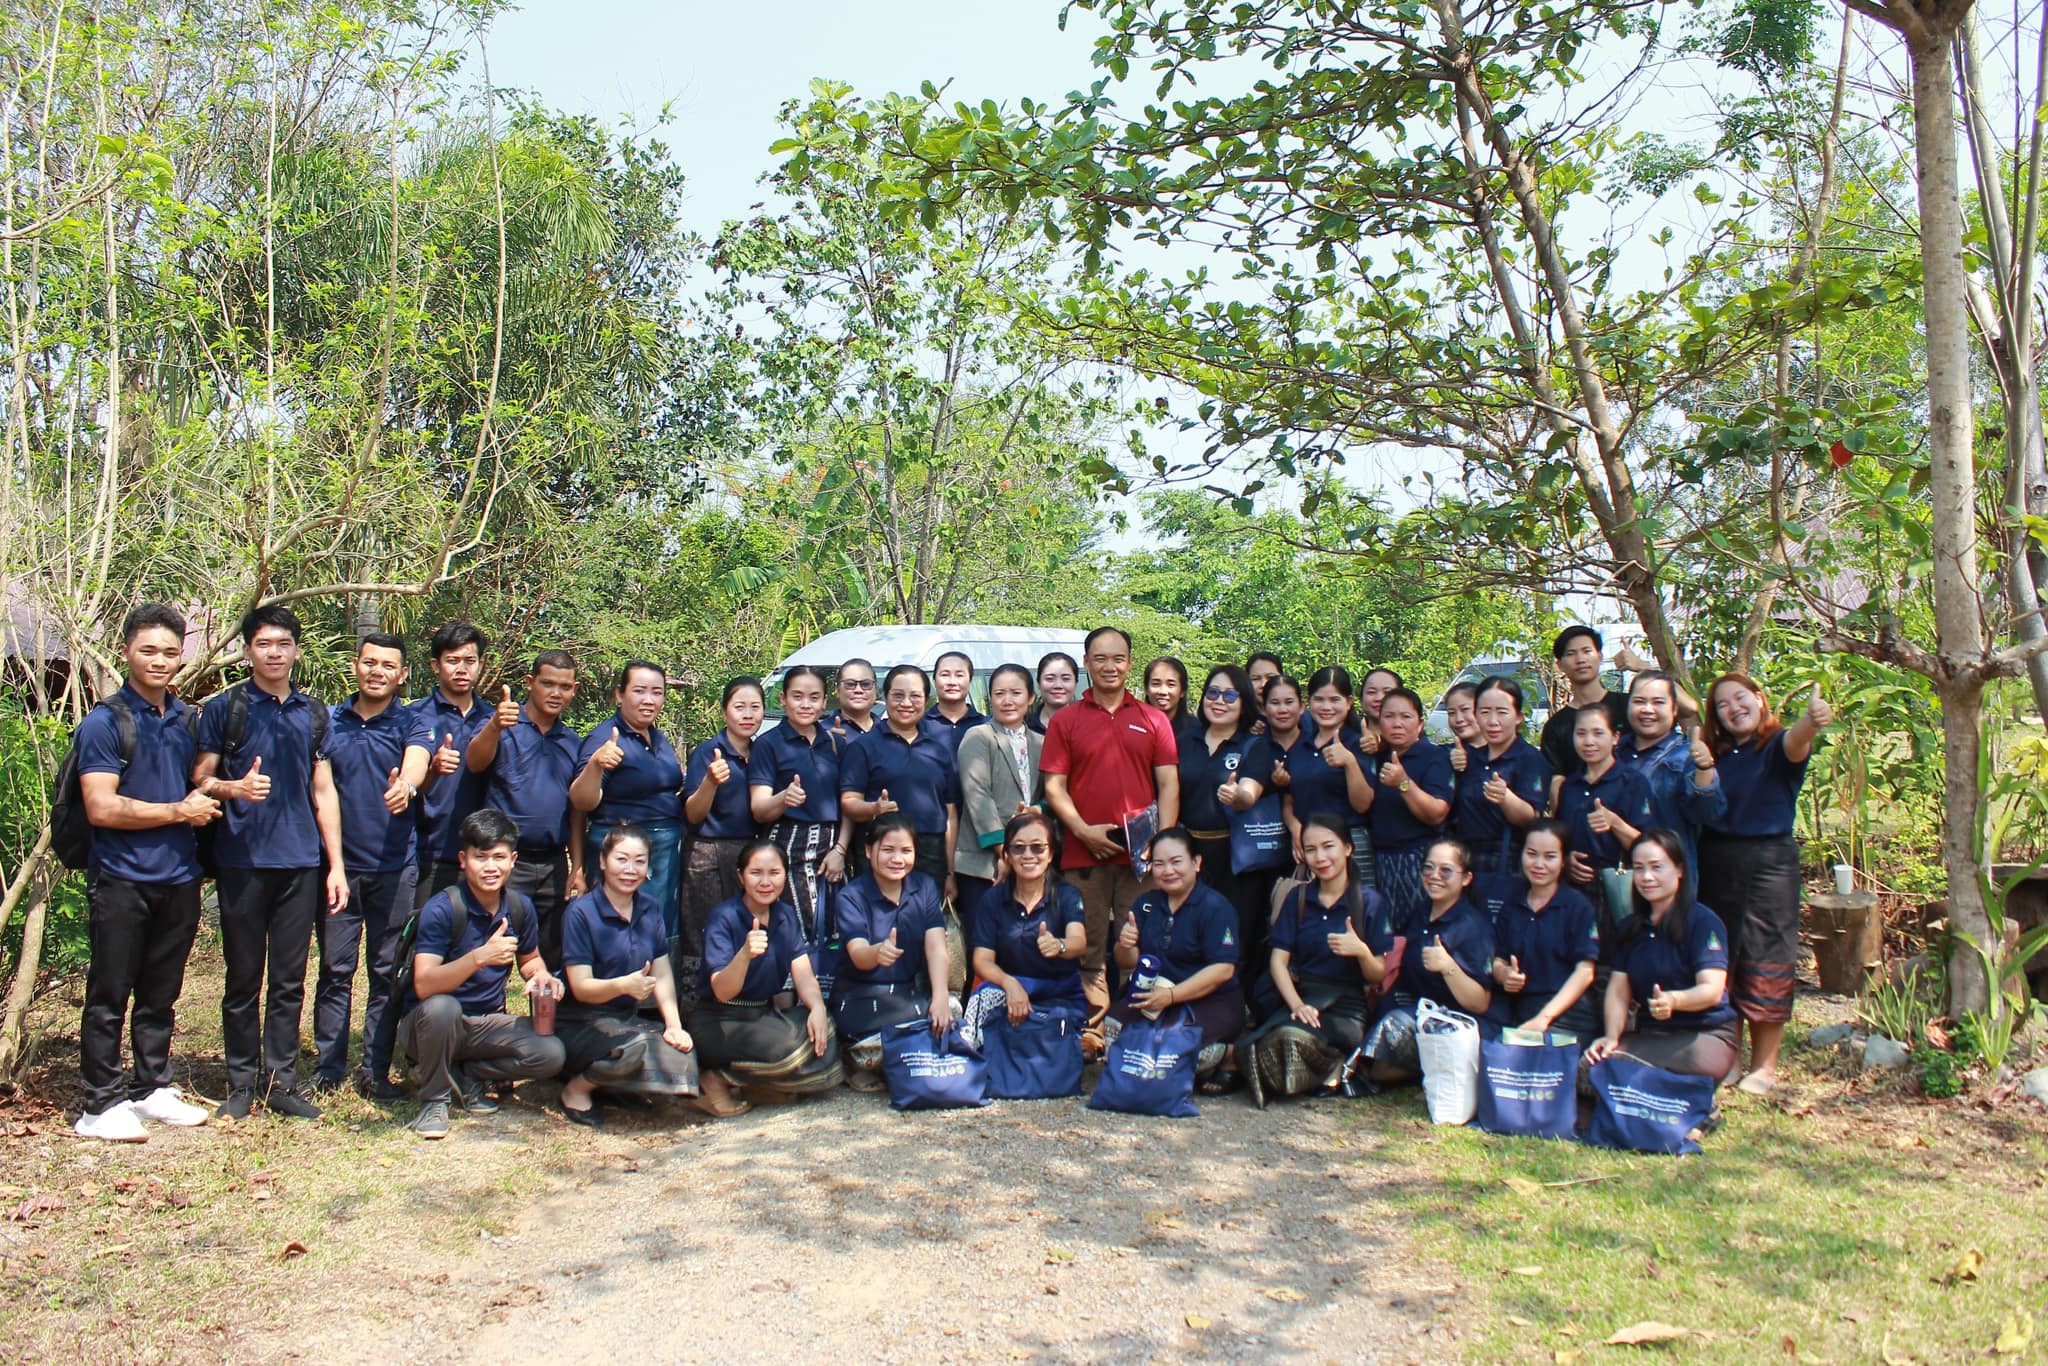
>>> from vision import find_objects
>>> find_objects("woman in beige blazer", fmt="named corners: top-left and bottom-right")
top-left (954, 664), bottom-right (1044, 916)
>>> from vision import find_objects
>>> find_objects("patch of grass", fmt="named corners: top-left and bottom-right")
top-left (0, 935), bottom-right (573, 1360)
top-left (1346, 1027), bottom-right (2048, 1364)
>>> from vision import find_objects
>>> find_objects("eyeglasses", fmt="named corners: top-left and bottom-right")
top-left (1008, 842), bottom-right (1051, 856)
top-left (1420, 862), bottom-right (1465, 878)
top-left (841, 679), bottom-right (875, 689)
top-left (1204, 686), bottom-right (1240, 702)
top-left (886, 691), bottom-right (923, 704)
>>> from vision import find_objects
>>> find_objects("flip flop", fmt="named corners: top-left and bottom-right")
top-left (688, 1094), bottom-right (752, 1119)
top-left (1735, 1072), bottom-right (1775, 1097)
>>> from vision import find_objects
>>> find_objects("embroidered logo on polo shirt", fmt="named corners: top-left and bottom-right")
top-left (1222, 927), bottom-right (1236, 945)
top-left (1127, 723), bottom-right (1149, 734)
top-left (1707, 932), bottom-right (1723, 951)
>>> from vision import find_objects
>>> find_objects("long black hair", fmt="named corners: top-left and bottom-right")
top-left (1198, 664), bottom-right (1260, 738)
top-left (1618, 828), bottom-right (1695, 949)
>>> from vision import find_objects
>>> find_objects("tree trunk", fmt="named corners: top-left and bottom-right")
top-left (1909, 21), bottom-right (1994, 1015)
top-left (0, 884), bottom-right (50, 1081)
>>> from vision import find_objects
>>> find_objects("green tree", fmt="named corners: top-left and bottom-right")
top-left (705, 84), bottom-right (1121, 631)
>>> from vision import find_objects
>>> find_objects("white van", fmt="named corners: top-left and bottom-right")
top-left (760, 625), bottom-right (1090, 721)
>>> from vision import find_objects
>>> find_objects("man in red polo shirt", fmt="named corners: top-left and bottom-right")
top-left (1041, 626), bottom-right (1181, 1014)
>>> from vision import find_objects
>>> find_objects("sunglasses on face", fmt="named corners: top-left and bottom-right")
top-left (1204, 686), bottom-right (1240, 702)
top-left (1008, 842), bottom-right (1051, 856)
top-left (841, 679), bottom-right (875, 689)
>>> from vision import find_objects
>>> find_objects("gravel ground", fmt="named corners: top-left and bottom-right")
top-left (245, 1084), bottom-right (1459, 1364)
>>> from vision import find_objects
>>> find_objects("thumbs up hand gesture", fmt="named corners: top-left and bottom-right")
top-left (1805, 685), bottom-right (1833, 729)
top-left (1117, 915), bottom-right (1140, 952)
top-left (1483, 771), bottom-right (1509, 805)
top-left (1586, 797), bottom-right (1615, 833)
top-left (1689, 731), bottom-right (1715, 770)
top-left (593, 727), bottom-right (625, 772)
top-left (744, 924), bottom-right (770, 959)
top-left (875, 787), bottom-right (898, 816)
top-left (477, 917), bottom-right (519, 967)
top-left (874, 926), bottom-right (904, 967)
top-left (1497, 954), bottom-right (1527, 993)
top-left (1648, 982), bottom-right (1676, 1021)
top-left (707, 748), bottom-right (731, 785)
top-left (432, 731), bottom-right (461, 775)
top-left (240, 754), bottom-right (271, 803)
top-left (1419, 935), bottom-right (1452, 974)
top-left (1034, 920), bottom-right (1062, 957)
top-left (381, 765), bottom-right (412, 814)
top-left (1449, 743), bottom-right (1468, 773)
top-left (493, 684), bottom-right (522, 731)
top-left (1378, 750), bottom-right (1408, 789)
top-left (621, 959), bottom-right (658, 1001)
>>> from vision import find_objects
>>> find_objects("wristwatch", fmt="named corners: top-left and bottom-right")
top-left (1398, 779), bottom-right (1413, 793)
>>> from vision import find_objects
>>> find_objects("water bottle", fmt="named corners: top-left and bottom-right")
top-left (1131, 953), bottom-right (1167, 1020)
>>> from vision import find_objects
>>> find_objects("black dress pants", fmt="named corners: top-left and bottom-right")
top-left (313, 864), bottom-right (417, 1082)
top-left (216, 865), bottom-right (320, 1094)
top-left (80, 874), bottom-right (204, 1115)
top-left (510, 847), bottom-right (569, 969)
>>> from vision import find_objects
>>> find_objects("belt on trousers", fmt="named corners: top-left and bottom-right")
top-left (1185, 829), bottom-right (1228, 840)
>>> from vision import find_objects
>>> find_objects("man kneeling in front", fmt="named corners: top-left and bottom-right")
top-left (397, 807), bottom-right (566, 1138)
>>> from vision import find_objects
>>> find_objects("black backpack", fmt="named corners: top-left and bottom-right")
top-left (385, 885), bottom-right (536, 1013)
top-left (50, 697), bottom-right (201, 872)
top-left (196, 684), bottom-right (332, 874)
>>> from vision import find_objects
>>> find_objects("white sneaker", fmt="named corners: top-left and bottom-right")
top-left (74, 1103), bottom-right (148, 1143)
top-left (132, 1087), bottom-right (209, 1127)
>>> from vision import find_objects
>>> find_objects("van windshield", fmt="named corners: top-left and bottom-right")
top-left (762, 666), bottom-right (995, 719)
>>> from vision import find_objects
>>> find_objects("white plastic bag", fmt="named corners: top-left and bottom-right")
top-left (1416, 997), bottom-right (1481, 1125)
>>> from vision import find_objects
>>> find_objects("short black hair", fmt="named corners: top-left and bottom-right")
top-left (1551, 624), bottom-right (1603, 659)
top-left (1380, 686), bottom-right (1426, 718)
top-left (1083, 626), bottom-right (1133, 655)
top-left (357, 632), bottom-right (406, 660)
top-left (239, 603), bottom-right (302, 645)
top-left (1363, 666), bottom-right (1405, 690)
top-left (430, 621), bottom-right (487, 659)
top-left (934, 650), bottom-right (974, 673)
top-left (459, 807), bottom-right (520, 853)
top-left (530, 648), bottom-right (576, 677)
top-left (1245, 650), bottom-right (1284, 674)
top-left (883, 663), bottom-right (930, 700)
top-left (122, 603), bottom-right (187, 646)
top-left (615, 659), bottom-right (667, 693)
top-left (838, 657), bottom-right (876, 680)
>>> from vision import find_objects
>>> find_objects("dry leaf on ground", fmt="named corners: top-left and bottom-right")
top-left (1184, 1313), bottom-right (1211, 1330)
top-left (1262, 1286), bottom-right (1308, 1302)
top-left (1993, 1310), bottom-right (2033, 1356)
top-left (1604, 1320), bottom-right (1689, 1346)
top-left (1941, 1248), bottom-right (1984, 1284)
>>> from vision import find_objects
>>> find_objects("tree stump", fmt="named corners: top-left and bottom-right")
top-left (1804, 892), bottom-right (1883, 996)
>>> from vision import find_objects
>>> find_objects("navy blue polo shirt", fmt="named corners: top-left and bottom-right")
top-left (1613, 902), bottom-right (1736, 1030)
top-left (75, 685), bottom-right (201, 884)
top-left (925, 704), bottom-right (986, 758)
top-left (1451, 737), bottom-right (1551, 857)
top-left (411, 885), bottom-right (538, 1016)
top-left (831, 871), bottom-right (946, 988)
top-left (697, 897), bottom-right (810, 1002)
top-left (326, 697), bottom-right (416, 873)
top-left (1130, 882), bottom-right (1241, 984)
top-left (1271, 883), bottom-right (1391, 985)
top-left (561, 887), bottom-right (667, 980)
top-left (1494, 883), bottom-right (1602, 998)
top-left (1369, 739), bottom-right (1455, 850)
top-left (407, 689), bottom-right (492, 863)
top-left (1706, 730), bottom-right (1808, 839)
top-left (970, 878), bottom-right (1086, 982)
top-left (197, 682), bottom-right (327, 871)
top-left (1555, 761), bottom-right (1655, 870)
top-left (1283, 729), bottom-right (1370, 828)
top-left (1404, 897), bottom-right (1496, 1009)
top-left (841, 724), bottom-right (959, 836)
top-left (746, 721), bottom-right (842, 824)
top-left (1177, 728), bottom-right (1259, 832)
top-left (575, 711), bottom-right (684, 827)
top-left (824, 710), bottom-right (876, 740)
top-left (487, 715), bottom-right (582, 848)
top-left (686, 735), bottom-right (759, 840)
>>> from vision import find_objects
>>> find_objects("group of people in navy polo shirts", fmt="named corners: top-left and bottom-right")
top-left (69, 604), bottom-right (1831, 1143)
